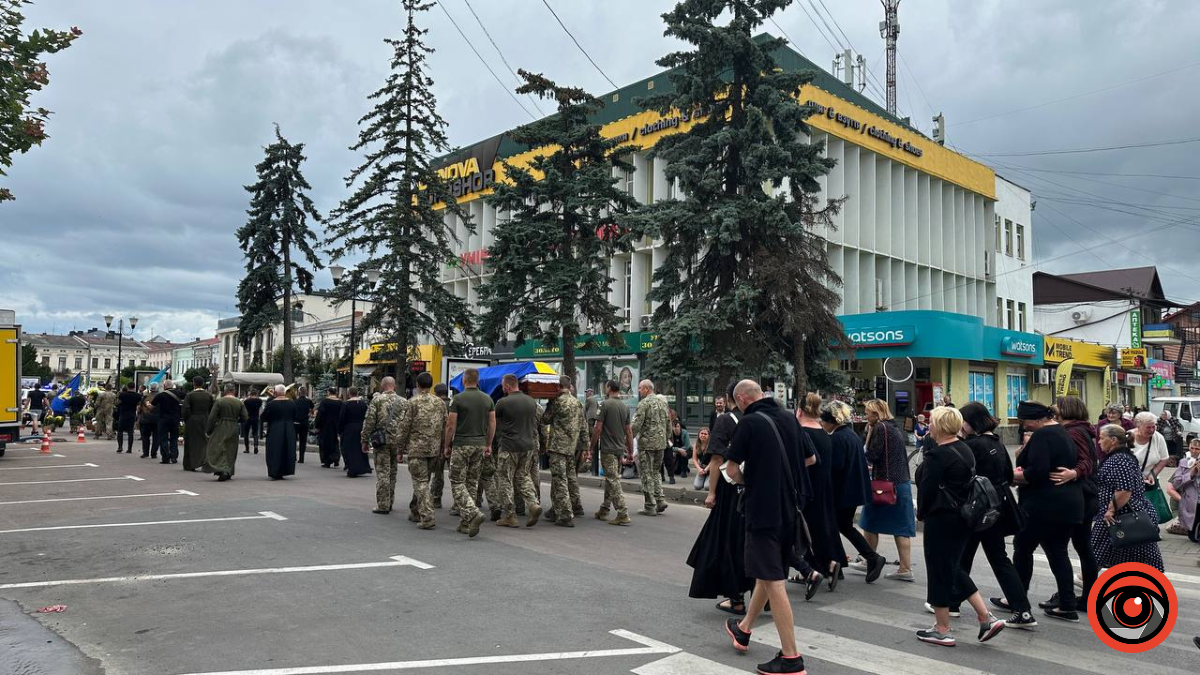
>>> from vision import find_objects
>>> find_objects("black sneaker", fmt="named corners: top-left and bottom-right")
top-left (1193, 636), bottom-right (1200, 651)
top-left (865, 553), bottom-right (886, 584)
top-left (1043, 607), bottom-right (1080, 623)
top-left (989, 597), bottom-right (1012, 612)
top-left (756, 651), bottom-right (806, 674)
top-left (724, 617), bottom-right (750, 653)
top-left (916, 626), bottom-right (955, 647)
top-left (1004, 611), bottom-right (1038, 630)
top-left (977, 615), bottom-right (1005, 643)
top-left (1038, 593), bottom-right (1059, 611)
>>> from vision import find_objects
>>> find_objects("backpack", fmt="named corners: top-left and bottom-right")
top-left (947, 444), bottom-right (1002, 532)
top-left (369, 395), bottom-right (403, 450)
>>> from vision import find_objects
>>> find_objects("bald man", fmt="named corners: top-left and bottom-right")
top-left (631, 379), bottom-right (672, 516)
top-left (363, 376), bottom-right (409, 515)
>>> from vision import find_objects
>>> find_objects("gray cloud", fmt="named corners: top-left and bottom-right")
top-left (3, 0), bottom-right (1199, 342)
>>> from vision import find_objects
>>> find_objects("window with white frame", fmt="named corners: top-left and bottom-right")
top-left (1015, 223), bottom-right (1025, 260)
top-left (1017, 302), bottom-right (1027, 332)
top-left (1007, 299), bottom-right (1016, 329)
top-left (1004, 219), bottom-right (1013, 256)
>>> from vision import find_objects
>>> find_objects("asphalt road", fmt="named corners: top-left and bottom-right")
top-left (1, 437), bottom-right (1198, 675)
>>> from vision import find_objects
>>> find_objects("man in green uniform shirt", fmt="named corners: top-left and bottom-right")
top-left (493, 374), bottom-right (542, 528)
top-left (591, 379), bottom-right (633, 526)
top-left (444, 369), bottom-right (493, 538)
top-left (631, 379), bottom-right (672, 516)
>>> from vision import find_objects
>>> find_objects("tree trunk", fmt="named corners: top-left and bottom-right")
top-left (791, 336), bottom-right (808, 399)
top-left (714, 366), bottom-right (734, 409)
top-left (282, 226), bottom-right (294, 383)
top-left (562, 323), bottom-right (576, 390)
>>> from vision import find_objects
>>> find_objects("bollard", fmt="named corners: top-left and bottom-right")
top-left (40, 431), bottom-right (52, 454)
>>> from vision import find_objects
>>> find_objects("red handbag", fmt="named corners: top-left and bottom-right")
top-left (870, 423), bottom-right (898, 505)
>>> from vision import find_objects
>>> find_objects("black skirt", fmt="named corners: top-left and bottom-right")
top-left (687, 477), bottom-right (754, 599)
top-left (924, 510), bottom-right (978, 607)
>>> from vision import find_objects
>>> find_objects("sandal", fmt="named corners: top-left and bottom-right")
top-left (716, 598), bottom-right (746, 616)
top-left (805, 572), bottom-right (822, 601)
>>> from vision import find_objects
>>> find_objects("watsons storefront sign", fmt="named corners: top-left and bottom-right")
top-left (847, 326), bottom-right (915, 348)
top-left (837, 310), bottom-right (1044, 365)
top-left (805, 100), bottom-right (923, 158)
top-left (1002, 336), bottom-right (1038, 357)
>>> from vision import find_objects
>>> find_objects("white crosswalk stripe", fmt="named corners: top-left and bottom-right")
top-left (753, 623), bottom-right (994, 675)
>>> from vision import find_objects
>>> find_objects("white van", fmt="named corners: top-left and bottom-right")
top-left (1149, 397), bottom-right (1200, 443)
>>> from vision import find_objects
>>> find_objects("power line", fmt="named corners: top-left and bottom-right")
top-left (539, 0), bottom-right (618, 90)
top-left (951, 60), bottom-right (1200, 127)
top-left (809, 0), bottom-right (891, 109)
top-left (768, 17), bottom-right (806, 58)
top-left (435, 1), bottom-right (536, 120)
top-left (460, 0), bottom-right (545, 116)
top-left (898, 51), bottom-right (935, 119)
top-left (794, 0), bottom-right (840, 54)
top-left (1002, 167), bottom-right (1200, 181)
top-left (974, 136), bottom-right (1200, 158)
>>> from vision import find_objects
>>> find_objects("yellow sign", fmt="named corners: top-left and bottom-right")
top-left (1055, 359), bottom-right (1075, 398)
top-left (1120, 348), bottom-right (1148, 369)
top-left (1042, 338), bottom-right (1115, 368)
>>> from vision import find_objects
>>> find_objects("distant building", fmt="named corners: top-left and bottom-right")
top-left (24, 329), bottom-right (149, 386)
top-left (215, 292), bottom-right (373, 374)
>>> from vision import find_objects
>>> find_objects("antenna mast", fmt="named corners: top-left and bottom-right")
top-left (879, 0), bottom-right (900, 115)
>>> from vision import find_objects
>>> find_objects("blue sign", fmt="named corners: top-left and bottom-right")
top-left (847, 326), bottom-right (915, 348)
top-left (837, 310), bottom-right (1045, 366)
top-left (1001, 335), bottom-right (1038, 357)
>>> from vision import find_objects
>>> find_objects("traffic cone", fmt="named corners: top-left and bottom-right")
top-left (40, 431), bottom-right (52, 454)
top-left (77, 426), bottom-right (86, 443)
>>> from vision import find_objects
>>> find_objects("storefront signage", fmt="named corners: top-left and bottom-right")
top-left (804, 100), bottom-right (923, 158)
top-left (846, 326), bottom-right (914, 348)
top-left (1130, 310), bottom-right (1142, 348)
top-left (459, 249), bottom-right (490, 266)
top-left (1120, 348), bottom-right (1147, 369)
top-left (1042, 337), bottom-right (1114, 368)
top-left (1125, 374), bottom-right (1144, 387)
top-left (432, 133), bottom-right (503, 200)
top-left (1001, 336), bottom-right (1038, 357)
top-left (513, 331), bottom-right (660, 359)
top-left (1148, 359), bottom-right (1175, 389)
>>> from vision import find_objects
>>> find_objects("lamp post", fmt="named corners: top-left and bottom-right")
top-left (329, 265), bottom-right (379, 383)
top-left (103, 315), bottom-right (139, 388)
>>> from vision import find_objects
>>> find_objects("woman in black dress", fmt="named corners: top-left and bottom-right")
top-left (315, 388), bottom-right (343, 468)
top-left (261, 385), bottom-right (297, 480)
top-left (1091, 424), bottom-right (1165, 571)
top-left (338, 387), bottom-right (371, 478)
top-left (793, 393), bottom-right (842, 593)
top-left (821, 400), bottom-right (885, 583)
top-left (687, 387), bottom-right (753, 615)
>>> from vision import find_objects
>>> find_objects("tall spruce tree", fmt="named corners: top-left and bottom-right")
top-left (235, 124), bottom-right (323, 381)
top-left (325, 0), bottom-right (470, 370)
top-left (625, 0), bottom-right (845, 393)
top-left (479, 71), bottom-right (638, 379)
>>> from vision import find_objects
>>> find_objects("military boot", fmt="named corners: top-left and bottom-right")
top-left (554, 517), bottom-right (575, 528)
top-left (490, 508), bottom-right (502, 522)
top-left (496, 513), bottom-right (519, 528)
top-left (526, 504), bottom-right (542, 527)
top-left (594, 508), bottom-right (610, 520)
top-left (609, 512), bottom-right (632, 526)
top-left (572, 505), bottom-right (585, 518)
top-left (408, 511), bottom-right (421, 523)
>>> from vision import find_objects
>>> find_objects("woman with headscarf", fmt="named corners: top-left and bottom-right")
top-left (859, 399), bottom-right (916, 582)
top-left (820, 400), bottom-right (885, 583)
top-left (1091, 424), bottom-right (1165, 571)
top-left (1166, 438), bottom-right (1200, 541)
top-left (261, 384), bottom-right (297, 480)
top-left (1157, 410), bottom-right (1184, 460)
top-left (314, 388), bottom-right (343, 468)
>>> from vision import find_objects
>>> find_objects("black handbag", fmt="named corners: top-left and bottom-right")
top-left (1107, 506), bottom-right (1161, 550)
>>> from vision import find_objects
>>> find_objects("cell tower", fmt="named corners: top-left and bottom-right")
top-left (879, 0), bottom-right (900, 115)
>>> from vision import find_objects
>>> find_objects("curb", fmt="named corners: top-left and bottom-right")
top-left (541, 469), bottom-right (710, 506)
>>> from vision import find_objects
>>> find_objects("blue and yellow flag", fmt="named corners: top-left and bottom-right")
top-left (146, 365), bottom-right (169, 386)
top-left (50, 373), bottom-right (82, 415)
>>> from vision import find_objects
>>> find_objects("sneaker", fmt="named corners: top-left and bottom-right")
top-left (1004, 612), bottom-right (1038, 630)
top-left (847, 557), bottom-right (868, 573)
top-left (924, 602), bottom-right (960, 618)
top-left (865, 554), bottom-right (886, 584)
top-left (989, 597), bottom-right (1012, 612)
top-left (756, 651), bottom-right (806, 675)
top-left (916, 626), bottom-right (955, 647)
top-left (1038, 594), bottom-right (1058, 611)
top-left (1043, 607), bottom-right (1080, 623)
top-left (724, 618), bottom-right (751, 653)
top-left (885, 570), bottom-right (915, 582)
top-left (977, 615), bottom-right (1005, 643)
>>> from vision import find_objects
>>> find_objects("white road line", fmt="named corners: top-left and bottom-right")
top-left (0, 554), bottom-right (434, 590)
top-left (632, 652), bottom-right (746, 674)
top-left (0, 463), bottom-right (98, 471)
top-left (0, 453), bottom-right (67, 458)
top-left (174, 629), bottom-right (678, 675)
top-left (0, 489), bottom-right (198, 506)
top-left (0, 474), bottom-right (142, 486)
top-left (755, 623), bottom-right (992, 675)
top-left (818, 600), bottom-right (1195, 675)
top-left (0, 511), bottom-right (288, 535)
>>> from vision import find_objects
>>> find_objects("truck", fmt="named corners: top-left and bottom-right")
top-left (0, 309), bottom-right (21, 457)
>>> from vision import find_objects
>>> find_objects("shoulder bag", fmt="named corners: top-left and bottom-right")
top-left (369, 396), bottom-right (403, 451)
top-left (755, 412), bottom-right (813, 557)
top-left (870, 423), bottom-right (898, 505)
top-left (1107, 501), bottom-right (1162, 550)
top-left (1140, 449), bottom-right (1174, 524)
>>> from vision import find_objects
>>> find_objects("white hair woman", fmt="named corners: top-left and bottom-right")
top-left (260, 381), bottom-right (297, 480)
top-left (1132, 411), bottom-right (1170, 482)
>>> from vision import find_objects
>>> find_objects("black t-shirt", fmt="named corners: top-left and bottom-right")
top-left (117, 391), bottom-right (141, 417)
top-left (243, 397), bottom-right (263, 421)
top-left (69, 394), bottom-right (86, 413)
top-left (153, 390), bottom-right (182, 421)
top-left (294, 397), bottom-right (314, 423)
top-left (27, 390), bottom-right (46, 409)
top-left (964, 433), bottom-right (1013, 489)
top-left (725, 398), bottom-right (812, 531)
top-left (1016, 423), bottom-right (1084, 524)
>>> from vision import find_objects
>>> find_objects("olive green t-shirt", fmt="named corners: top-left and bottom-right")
top-left (449, 388), bottom-right (494, 447)
top-left (494, 391), bottom-right (539, 453)
top-left (598, 397), bottom-right (631, 456)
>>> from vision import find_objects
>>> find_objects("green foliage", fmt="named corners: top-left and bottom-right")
top-left (181, 366), bottom-right (211, 389)
top-left (479, 71), bottom-right (638, 378)
top-left (325, 0), bottom-right (471, 370)
top-left (20, 342), bottom-right (51, 380)
top-left (0, 1), bottom-right (80, 202)
top-left (623, 0), bottom-right (844, 392)
top-left (235, 124), bottom-right (324, 382)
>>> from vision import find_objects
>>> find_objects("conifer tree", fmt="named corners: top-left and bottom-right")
top-left (325, 0), bottom-right (470, 369)
top-left (625, 0), bottom-right (845, 393)
top-left (235, 124), bottom-right (323, 381)
top-left (479, 71), bottom-right (638, 379)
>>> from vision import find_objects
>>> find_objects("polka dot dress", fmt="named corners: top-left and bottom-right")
top-left (1090, 450), bottom-right (1165, 571)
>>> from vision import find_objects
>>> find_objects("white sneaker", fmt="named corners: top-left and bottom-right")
top-left (886, 570), bottom-right (915, 582)
top-left (925, 602), bottom-right (960, 618)
top-left (847, 557), bottom-right (868, 573)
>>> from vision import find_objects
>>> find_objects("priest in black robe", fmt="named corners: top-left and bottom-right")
top-left (261, 385), bottom-right (297, 480)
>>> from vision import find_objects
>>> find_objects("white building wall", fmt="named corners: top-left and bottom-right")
top-left (993, 175), bottom-right (1034, 331)
top-left (1034, 299), bottom-right (1140, 348)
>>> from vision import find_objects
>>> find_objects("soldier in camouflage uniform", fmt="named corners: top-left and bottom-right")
top-left (431, 383), bottom-right (450, 509)
top-left (444, 369), bottom-right (492, 538)
top-left (542, 376), bottom-right (586, 526)
top-left (362, 377), bottom-right (408, 515)
top-left (493, 374), bottom-right (542, 527)
top-left (398, 372), bottom-right (447, 530)
top-left (93, 384), bottom-right (116, 440)
top-left (631, 379), bottom-right (672, 516)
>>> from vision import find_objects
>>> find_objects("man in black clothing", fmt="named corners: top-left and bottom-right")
top-left (242, 393), bottom-right (263, 454)
top-left (294, 387), bottom-right (313, 464)
top-left (68, 391), bottom-right (87, 432)
top-left (153, 381), bottom-right (183, 464)
top-left (116, 383), bottom-right (141, 453)
top-left (25, 387), bottom-right (47, 435)
top-left (720, 380), bottom-right (809, 675)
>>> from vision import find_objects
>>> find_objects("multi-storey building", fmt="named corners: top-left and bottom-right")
top-left (215, 292), bottom-right (373, 375)
top-left (25, 330), bottom-right (149, 386)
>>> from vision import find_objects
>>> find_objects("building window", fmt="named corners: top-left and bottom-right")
top-left (623, 260), bottom-right (632, 328)
top-left (128, 359), bottom-right (135, 368)
top-left (1004, 219), bottom-right (1013, 256)
top-left (104, 358), bottom-right (111, 369)
top-left (141, 359), bottom-right (147, 366)
top-left (1015, 223), bottom-right (1025, 260)
top-left (91, 357), bottom-right (98, 369)
top-left (58, 356), bottom-right (66, 371)
top-left (996, 297), bottom-right (1003, 326)
top-left (74, 357), bottom-right (82, 371)
top-left (1006, 299), bottom-right (1016, 329)
top-left (624, 169), bottom-right (634, 195)
top-left (839, 359), bottom-right (861, 372)
top-left (995, 217), bottom-right (1002, 251)
top-left (645, 156), bottom-right (654, 203)
top-left (1069, 377), bottom-right (1086, 400)
top-left (1006, 373), bottom-right (1029, 418)
top-left (41, 356), bottom-right (50, 367)
top-left (1017, 302), bottom-right (1027, 332)
top-left (968, 371), bottom-right (996, 415)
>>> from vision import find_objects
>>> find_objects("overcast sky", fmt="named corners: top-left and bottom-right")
top-left (3, 0), bottom-right (1198, 342)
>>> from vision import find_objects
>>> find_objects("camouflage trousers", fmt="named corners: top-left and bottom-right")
top-left (599, 453), bottom-right (627, 515)
top-left (497, 449), bottom-right (540, 517)
top-left (93, 411), bottom-right (114, 439)
top-left (549, 452), bottom-right (582, 520)
top-left (477, 451), bottom-right (497, 511)
top-left (430, 452), bottom-right (445, 505)
top-left (373, 447), bottom-right (399, 512)
top-left (449, 445), bottom-right (485, 525)
top-left (638, 447), bottom-right (666, 509)
top-left (407, 457), bottom-right (437, 526)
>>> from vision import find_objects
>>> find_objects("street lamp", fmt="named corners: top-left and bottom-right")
top-left (103, 315), bottom-right (138, 388)
top-left (329, 265), bottom-right (379, 377)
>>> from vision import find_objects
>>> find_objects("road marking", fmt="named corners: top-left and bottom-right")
top-left (632, 652), bottom-right (746, 674)
top-left (0, 474), bottom-right (142, 486)
top-left (0, 511), bottom-right (287, 535)
top-left (754, 623), bottom-right (992, 675)
top-left (0, 463), bottom-right (98, 471)
top-left (818, 600), bottom-right (1195, 675)
top-left (0, 554), bottom-right (434, 590)
top-left (0, 453), bottom-right (67, 458)
top-left (174, 629), bottom-right (678, 675)
top-left (0, 489), bottom-right (198, 506)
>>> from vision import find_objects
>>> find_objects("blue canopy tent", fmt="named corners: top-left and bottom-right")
top-left (447, 361), bottom-right (558, 399)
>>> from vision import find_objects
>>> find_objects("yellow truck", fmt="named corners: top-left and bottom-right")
top-left (0, 309), bottom-right (20, 457)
